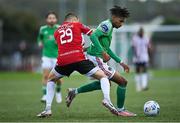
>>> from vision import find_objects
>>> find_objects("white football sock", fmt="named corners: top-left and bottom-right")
top-left (46, 81), bottom-right (55, 110)
top-left (100, 77), bottom-right (110, 101)
top-left (142, 73), bottom-right (148, 89)
top-left (135, 74), bottom-right (141, 91)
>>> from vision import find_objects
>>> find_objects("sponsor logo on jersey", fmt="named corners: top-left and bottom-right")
top-left (101, 24), bottom-right (109, 33)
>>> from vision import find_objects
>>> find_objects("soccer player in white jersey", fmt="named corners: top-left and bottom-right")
top-left (132, 27), bottom-right (152, 91)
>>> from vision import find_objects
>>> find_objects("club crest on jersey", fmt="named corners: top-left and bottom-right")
top-left (101, 24), bottom-right (109, 33)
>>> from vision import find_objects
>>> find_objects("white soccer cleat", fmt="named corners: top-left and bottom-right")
top-left (56, 92), bottom-right (62, 103)
top-left (37, 109), bottom-right (52, 118)
top-left (41, 95), bottom-right (46, 103)
top-left (102, 99), bottom-right (119, 116)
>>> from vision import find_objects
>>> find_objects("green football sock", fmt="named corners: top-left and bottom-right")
top-left (117, 85), bottom-right (126, 109)
top-left (56, 82), bottom-right (61, 93)
top-left (77, 81), bottom-right (101, 93)
top-left (42, 85), bottom-right (46, 95)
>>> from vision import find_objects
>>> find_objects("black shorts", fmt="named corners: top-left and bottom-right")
top-left (135, 62), bottom-right (148, 73)
top-left (54, 60), bottom-right (98, 77)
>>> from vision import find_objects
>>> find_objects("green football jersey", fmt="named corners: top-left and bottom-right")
top-left (37, 24), bottom-right (59, 58)
top-left (87, 19), bottom-right (122, 63)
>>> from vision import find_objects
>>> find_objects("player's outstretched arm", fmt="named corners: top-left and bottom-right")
top-left (107, 47), bottom-right (121, 63)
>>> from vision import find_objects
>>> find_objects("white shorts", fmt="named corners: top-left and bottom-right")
top-left (86, 54), bottom-right (115, 79)
top-left (42, 56), bottom-right (57, 69)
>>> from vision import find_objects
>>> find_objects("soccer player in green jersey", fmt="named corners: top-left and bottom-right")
top-left (37, 11), bottom-right (62, 103)
top-left (66, 6), bottom-right (136, 116)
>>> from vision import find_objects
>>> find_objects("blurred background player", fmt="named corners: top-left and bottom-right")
top-left (66, 6), bottom-right (136, 117)
top-left (37, 11), bottom-right (62, 103)
top-left (37, 13), bottom-right (118, 117)
top-left (132, 27), bottom-right (152, 92)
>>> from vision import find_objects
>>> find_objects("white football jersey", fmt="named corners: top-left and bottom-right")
top-left (132, 34), bottom-right (150, 63)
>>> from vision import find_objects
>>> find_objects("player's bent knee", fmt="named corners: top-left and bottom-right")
top-left (93, 70), bottom-right (108, 80)
top-left (47, 73), bottom-right (59, 82)
top-left (98, 70), bottom-right (108, 78)
top-left (44, 75), bottom-right (49, 81)
top-left (56, 79), bottom-right (63, 83)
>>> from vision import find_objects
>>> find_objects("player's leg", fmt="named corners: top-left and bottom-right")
top-left (55, 79), bottom-right (62, 103)
top-left (41, 57), bottom-right (52, 102)
top-left (66, 80), bottom-right (101, 108)
top-left (52, 58), bottom-right (63, 103)
top-left (82, 60), bottom-right (118, 115)
top-left (91, 70), bottom-right (111, 100)
top-left (37, 65), bottom-right (66, 118)
top-left (81, 57), bottom-right (135, 116)
top-left (37, 72), bottom-right (60, 117)
top-left (66, 60), bottom-right (118, 115)
top-left (66, 56), bottom-right (114, 108)
top-left (66, 60), bottom-right (110, 107)
top-left (91, 58), bottom-right (130, 115)
top-left (135, 63), bottom-right (142, 91)
top-left (42, 69), bottom-right (49, 102)
top-left (141, 62), bottom-right (148, 90)
top-left (74, 55), bottom-right (112, 95)
top-left (66, 56), bottom-right (126, 111)
top-left (77, 81), bottom-right (101, 93)
top-left (45, 69), bottom-right (61, 111)
top-left (66, 55), bottom-right (102, 97)
top-left (42, 69), bottom-right (63, 103)
top-left (89, 62), bottom-right (136, 117)
top-left (110, 71), bottom-right (136, 116)
top-left (91, 69), bottom-right (118, 115)
top-left (66, 71), bottom-right (136, 116)
top-left (110, 71), bottom-right (127, 109)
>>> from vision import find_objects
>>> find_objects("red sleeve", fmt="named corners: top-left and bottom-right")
top-left (79, 23), bottom-right (92, 35)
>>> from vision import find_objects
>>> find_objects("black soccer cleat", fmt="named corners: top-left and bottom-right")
top-left (66, 88), bottom-right (76, 107)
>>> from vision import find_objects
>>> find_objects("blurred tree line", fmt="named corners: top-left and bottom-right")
top-left (0, 6), bottom-right (39, 42)
top-left (0, 6), bottom-right (40, 71)
top-left (0, 0), bottom-right (180, 71)
top-left (0, 0), bottom-right (180, 43)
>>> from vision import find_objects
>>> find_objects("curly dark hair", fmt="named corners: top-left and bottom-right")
top-left (110, 5), bottom-right (130, 18)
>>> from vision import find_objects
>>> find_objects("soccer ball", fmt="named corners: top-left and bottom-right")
top-left (144, 100), bottom-right (160, 116)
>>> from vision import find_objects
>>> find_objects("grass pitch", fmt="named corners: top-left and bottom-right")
top-left (0, 69), bottom-right (180, 122)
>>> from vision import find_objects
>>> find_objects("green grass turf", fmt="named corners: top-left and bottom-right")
top-left (0, 69), bottom-right (180, 122)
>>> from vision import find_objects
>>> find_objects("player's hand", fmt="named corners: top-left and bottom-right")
top-left (102, 51), bottom-right (110, 62)
top-left (120, 62), bottom-right (130, 73)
